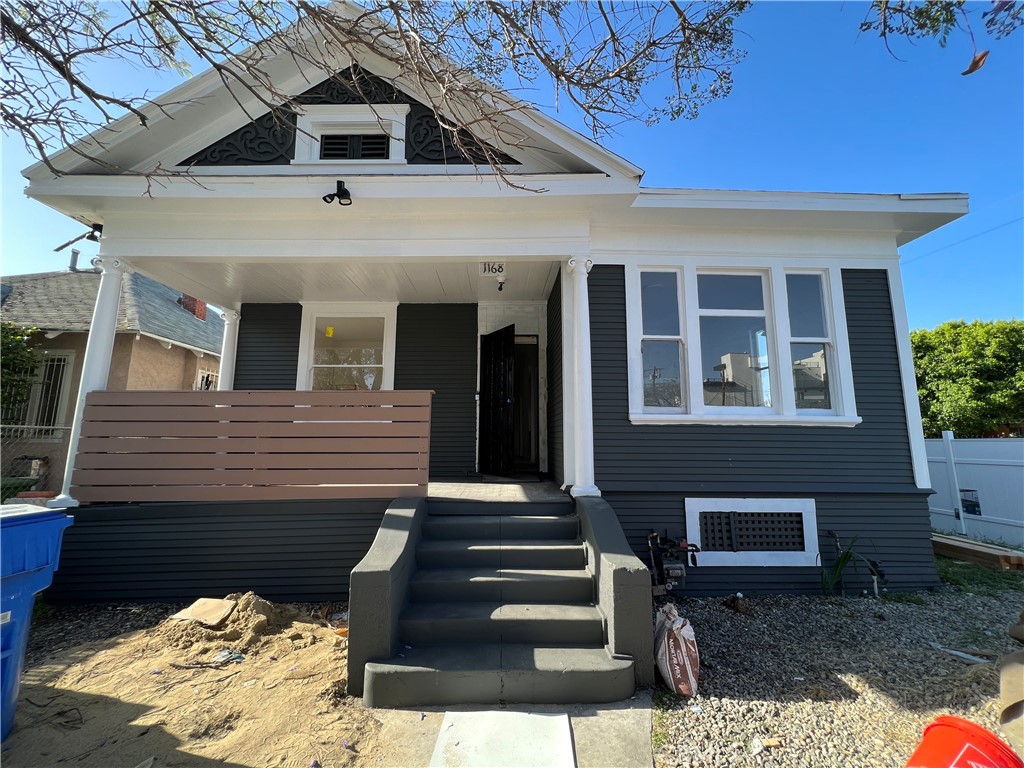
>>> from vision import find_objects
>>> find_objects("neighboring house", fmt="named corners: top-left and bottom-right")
top-left (0, 264), bottom-right (223, 493)
top-left (18, 20), bottom-right (966, 609)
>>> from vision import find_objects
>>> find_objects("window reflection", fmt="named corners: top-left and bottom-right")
top-left (792, 343), bottom-right (830, 409)
top-left (642, 339), bottom-right (683, 407)
top-left (700, 317), bottom-right (772, 407)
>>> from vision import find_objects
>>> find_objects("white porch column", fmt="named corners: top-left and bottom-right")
top-left (217, 309), bottom-right (240, 390)
top-left (567, 257), bottom-right (600, 497)
top-left (50, 257), bottom-right (129, 508)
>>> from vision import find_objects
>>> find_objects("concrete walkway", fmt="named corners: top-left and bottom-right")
top-left (364, 690), bottom-right (654, 768)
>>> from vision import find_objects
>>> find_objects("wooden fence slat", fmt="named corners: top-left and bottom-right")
top-left (72, 468), bottom-right (425, 486)
top-left (86, 390), bottom-right (433, 407)
top-left (83, 405), bottom-right (430, 423)
top-left (75, 453), bottom-right (427, 470)
top-left (71, 484), bottom-right (426, 503)
top-left (73, 390), bottom-right (432, 504)
top-left (80, 420), bottom-right (430, 439)
top-left (76, 436), bottom-right (430, 455)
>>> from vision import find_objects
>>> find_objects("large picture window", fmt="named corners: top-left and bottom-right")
top-left (626, 264), bottom-right (858, 426)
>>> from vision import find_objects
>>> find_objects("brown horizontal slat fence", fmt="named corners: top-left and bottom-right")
top-left (71, 390), bottom-right (433, 503)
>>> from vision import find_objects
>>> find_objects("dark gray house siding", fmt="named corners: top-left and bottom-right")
top-left (394, 304), bottom-right (478, 479)
top-left (588, 265), bottom-right (937, 592)
top-left (49, 499), bottom-right (390, 601)
top-left (234, 303), bottom-right (302, 390)
top-left (547, 274), bottom-right (564, 485)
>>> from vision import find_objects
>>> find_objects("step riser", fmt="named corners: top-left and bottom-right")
top-left (409, 578), bottom-right (593, 604)
top-left (427, 501), bottom-right (572, 517)
top-left (421, 517), bottom-right (580, 541)
top-left (399, 617), bottom-right (605, 646)
top-left (363, 666), bottom-right (635, 708)
top-left (417, 547), bottom-right (585, 570)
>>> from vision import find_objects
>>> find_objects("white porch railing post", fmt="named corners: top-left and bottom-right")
top-left (567, 257), bottom-right (600, 497)
top-left (217, 309), bottom-right (240, 391)
top-left (941, 430), bottom-right (967, 535)
top-left (49, 257), bottom-right (129, 508)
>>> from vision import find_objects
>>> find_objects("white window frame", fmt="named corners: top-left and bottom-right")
top-left (694, 268), bottom-right (777, 416)
top-left (295, 302), bottom-right (397, 391)
top-left (292, 105), bottom-right (410, 166)
top-left (685, 497), bottom-right (819, 567)
top-left (638, 268), bottom-right (687, 413)
top-left (626, 262), bottom-right (860, 426)
top-left (785, 270), bottom-right (837, 414)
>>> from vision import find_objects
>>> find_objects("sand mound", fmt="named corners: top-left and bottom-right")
top-left (5, 594), bottom-right (380, 768)
top-left (158, 591), bottom-right (301, 653)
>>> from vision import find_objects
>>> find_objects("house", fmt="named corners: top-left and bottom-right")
top-left (0, 262), bottom-right (224, 495)
top-left (17, 13), bottom-right (967, 705)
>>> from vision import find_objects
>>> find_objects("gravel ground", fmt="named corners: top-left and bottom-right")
top-left (653, 588), bottom-right (1024, 768)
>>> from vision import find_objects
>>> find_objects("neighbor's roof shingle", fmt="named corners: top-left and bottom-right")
top-left (0, 270), bottom-right (223, 355)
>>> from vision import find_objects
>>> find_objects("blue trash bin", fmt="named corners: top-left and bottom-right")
top-left (1, 504), bottom-right (73, 741)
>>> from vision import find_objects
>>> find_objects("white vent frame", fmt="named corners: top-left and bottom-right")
top-left (292, 105), bottom-right (410, 166)
top-left (685, 497), bottom-right (819, 567)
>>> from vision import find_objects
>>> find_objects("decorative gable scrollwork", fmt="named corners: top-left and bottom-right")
top-left (181, 70), bottom-right (516, 168)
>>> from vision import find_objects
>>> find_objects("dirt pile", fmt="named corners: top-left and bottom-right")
top-left (4, 593), bottom-right (380, 768)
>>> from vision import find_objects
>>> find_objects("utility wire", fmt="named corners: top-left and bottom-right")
top-left (902, 216), bottom-right (1024, 266)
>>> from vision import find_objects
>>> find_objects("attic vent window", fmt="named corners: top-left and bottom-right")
top-left (685, 498), bottom-right (819, 567)
top-left (293, 105), bottom-right (409, 166)
top-left (319, 134), bottom-right (390, 160)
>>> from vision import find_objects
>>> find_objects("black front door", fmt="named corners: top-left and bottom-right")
top-left (479, 324), bottom-right (515, 476)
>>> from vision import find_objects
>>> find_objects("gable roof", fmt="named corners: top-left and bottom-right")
top-left (0, 270), bottom-right (224, 355)
top-left (22, 7), bottom-right (642, 182)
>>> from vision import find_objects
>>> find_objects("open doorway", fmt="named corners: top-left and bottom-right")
top-left (479, 325), bottom-right (540, 479)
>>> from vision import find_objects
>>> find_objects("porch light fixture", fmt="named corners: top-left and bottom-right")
top-left (52, 223), bottom-right (103, 252)
top-left (322, 180), bottom-right (353, 206)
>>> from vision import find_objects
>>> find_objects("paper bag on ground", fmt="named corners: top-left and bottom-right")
top-left (655, 603), bottom-right (700, 697)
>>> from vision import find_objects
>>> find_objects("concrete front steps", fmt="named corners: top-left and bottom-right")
top-left (361, 499), bottom-right (636, 708)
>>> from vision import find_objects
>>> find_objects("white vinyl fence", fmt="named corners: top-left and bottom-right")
top-left (926, 432), bottom-right (1024, 548)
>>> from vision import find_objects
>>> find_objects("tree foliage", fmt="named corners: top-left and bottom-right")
top-left (910, 319), bottom-right (1024, 438)
top-left (1, 1), bottom-right (1018, 180)
top-left (0, 321), bottom-right (41, 422)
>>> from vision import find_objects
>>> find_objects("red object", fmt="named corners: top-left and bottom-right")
top-left (905, 716), bottom-right (1023, 768)
top-left (178, 295), bottom-right (207, 321)
top-left (14, 491), bottom-right (57, 499)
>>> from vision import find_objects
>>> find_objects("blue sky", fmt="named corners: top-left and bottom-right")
top-left (1, 1), bottom-right (1021, 330)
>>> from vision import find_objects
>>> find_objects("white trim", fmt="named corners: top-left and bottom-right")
top-left (887, 265), bottom-right (931, 489)
top-left (625, 258), bottom-right (860, 425)
top-left (560, 267), bottom-right (575, 489)
top-left (293, 104), bottom-right (410, 165)
top-left (630, 413), bottom-right (861, 427)
top-left (137, 331), bottom-right (221, 358)
top-left (566, 257), bottom-right (599, 497)
top-left (685, 497), bottom-right (820, 567)
top-left (296, 302), bottom-right (397, 391)
top-left (633, 188), bottom-right (968, 213)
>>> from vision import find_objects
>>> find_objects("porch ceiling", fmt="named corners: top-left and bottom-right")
top-left (139, 258), bottom-right (560, 307)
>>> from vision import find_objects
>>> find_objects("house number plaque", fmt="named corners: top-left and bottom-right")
top-left (479, 262), bottom-right (506, 276)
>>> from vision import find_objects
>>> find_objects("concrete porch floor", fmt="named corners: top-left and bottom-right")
top-left (427, 480), bottom-right (567, 503)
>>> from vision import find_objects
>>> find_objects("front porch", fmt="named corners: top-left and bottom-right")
top-left (51, 253), bottom-right (603, 507)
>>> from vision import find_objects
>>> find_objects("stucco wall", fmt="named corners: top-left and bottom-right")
top-left (3, 332), bottom-right (219, 496)
top-left (125, 334), bottom-right (217, 390)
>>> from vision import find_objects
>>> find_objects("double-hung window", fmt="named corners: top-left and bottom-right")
top-left (296, 303), bottom-right (397, 391)
top-left (627, 264), bottom-right (859, 426)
